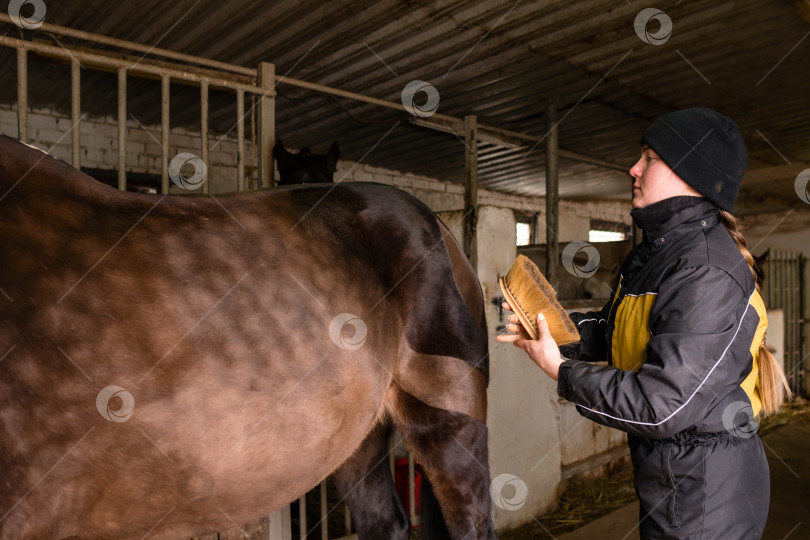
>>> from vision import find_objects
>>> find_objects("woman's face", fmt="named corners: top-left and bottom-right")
top-left (629, 145), bottom-right (702, 208)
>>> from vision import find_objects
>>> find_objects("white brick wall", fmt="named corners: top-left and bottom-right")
top-left (0, 104), bottom-right (256, 194)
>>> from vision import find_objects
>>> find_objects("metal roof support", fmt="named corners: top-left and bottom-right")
top-left (161, 75), bottom-right (170, 194)
top-left (237, 89), bottom-right (245, 192)
top-left (16, 47), bottom-right (27, 143)
top-left (545, 100), bottom-right (559, 288)
top-left (201, 81), bottom-right (210, 194)
top-left (464, 115), bottom-right (479, 270)
top-left (71, 58), bottom-right (81, 169)
top-left (117, 66), bottom-right (127, 191)
top-left (257, 62), bottom-right (276, 188)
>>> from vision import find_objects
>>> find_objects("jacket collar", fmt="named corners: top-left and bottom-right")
top-left (631, 197), bottom-right (718, 246)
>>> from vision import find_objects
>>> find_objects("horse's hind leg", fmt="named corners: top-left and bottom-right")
top-left (331, 422), bottom-right (410, 539)
top-left (388, 387), bottom-right (496, 540)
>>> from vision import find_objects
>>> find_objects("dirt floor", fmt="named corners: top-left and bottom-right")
top-left (500, 397), bottom-right (810, 540)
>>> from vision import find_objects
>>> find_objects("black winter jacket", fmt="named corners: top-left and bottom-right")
top-left (557, 196), bottom-right (767, 439)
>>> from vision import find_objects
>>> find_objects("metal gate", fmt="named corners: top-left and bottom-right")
top-left (761, 249), bottom-right (805, 397)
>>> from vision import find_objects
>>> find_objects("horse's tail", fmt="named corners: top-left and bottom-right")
top-left (419, 476), bottom-right (451, 540)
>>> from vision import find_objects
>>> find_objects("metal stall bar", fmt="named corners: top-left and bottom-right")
top-left (237, 88), bottom-right (245, 192)
top-left (17, 46), bottom-right (27, 143)
top-left (408, 453), bottom-right (416, 523)
top-left (464, 115), bottom-right (478, 268)
top-left (764, 250), bottom-right (804, 395)
top-left (258, 62), bottom-right (276, 188)
top-left (298, 495), bottom-right (306, 540)
top-left (161, 75), bottom-right (170, 194)
top-left (801, 254), bottom-right (807, 396)
top-left (201, 81), bottom-right (210, 194)
top-left (320, 481), bottom-right (328, 540)
top-left (785, 251), bottom-right (793, 389)
top-left (789, 252), bottom-right (801, 392)
top-left (71, 57), bottom-right (81, 168)
top-left (117, 66), bottom-right (127, 191)
top-left (545, 100), bottom-right (560, 288)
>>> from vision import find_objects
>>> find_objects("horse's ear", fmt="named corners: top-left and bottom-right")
top-left (273, 139), bottom-right (289, 167)
top-left (327, 141), bottom-right (340, 171)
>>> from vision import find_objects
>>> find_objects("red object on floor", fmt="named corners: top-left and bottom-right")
top-left (394, 458), bottom-right (422, 521)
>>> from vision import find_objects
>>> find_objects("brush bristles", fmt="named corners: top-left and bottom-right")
top-left (500, 255), bottom-right (580, 345)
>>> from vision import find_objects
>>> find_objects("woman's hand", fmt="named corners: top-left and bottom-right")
top-left (496, 302), bottom-right (565, 381)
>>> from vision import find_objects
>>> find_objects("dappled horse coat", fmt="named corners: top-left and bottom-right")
top-left (0, 134), bottom-right (496, 539)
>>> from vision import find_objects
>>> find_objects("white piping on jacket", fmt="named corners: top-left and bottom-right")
top-left (577, 318), bottom-right (605, 325)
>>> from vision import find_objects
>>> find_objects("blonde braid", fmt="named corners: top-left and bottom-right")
top-left (718, 209), bottom-right (792, 416)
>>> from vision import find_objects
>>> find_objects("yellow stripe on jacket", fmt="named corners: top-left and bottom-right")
top-left (740, 290), bottom-right (767, 418)
top-left (611, 292), bottom-right (657, 372)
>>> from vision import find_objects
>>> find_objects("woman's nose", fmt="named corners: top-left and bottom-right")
top-left (629, 156), bottom-right (644, 178)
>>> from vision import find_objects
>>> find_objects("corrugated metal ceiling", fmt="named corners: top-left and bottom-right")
top-left (1, 0), bottom-right (808, 214)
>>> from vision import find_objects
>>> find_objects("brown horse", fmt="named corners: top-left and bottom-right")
top-left (0, 134), bottom-right (496, 539)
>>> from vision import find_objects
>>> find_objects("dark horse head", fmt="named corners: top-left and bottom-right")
top-left (274, 139), bottom-right (340, 185)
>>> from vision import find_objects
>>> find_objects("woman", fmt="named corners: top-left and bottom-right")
top-left (498, 107), bottom-right (791, 539)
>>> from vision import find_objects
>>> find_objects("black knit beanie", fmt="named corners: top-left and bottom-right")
top-left (640, 107), bottom-right (748, 212)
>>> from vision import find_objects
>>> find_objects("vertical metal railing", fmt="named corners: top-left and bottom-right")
top-left (292, 432), bottom-right (419, 540)
top-left (17, 46), bottom-right (27, 143)
top-left (71, 57), bottom-right (81, 168)
top-left (763, 249), bottom-right (804, 395)
top-left (2, 34), bottom-right (274, 196)
top-left (161, 74), bottom-right (170, 194)
top-left (117, 66), bottom-right (126, 191)
top-left (200, 80), bottom-right (210, 194)
top-left (237, 88), bottom-right (245, 191)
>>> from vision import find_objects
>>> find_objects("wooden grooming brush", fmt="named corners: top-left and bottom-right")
top-left (499, 255), bottom-right (580, 345)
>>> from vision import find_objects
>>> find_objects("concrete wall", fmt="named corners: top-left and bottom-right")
top-left (1, 104), bottom-right (635, 532)
top-left (475, 206), bottom-right (564, 530)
